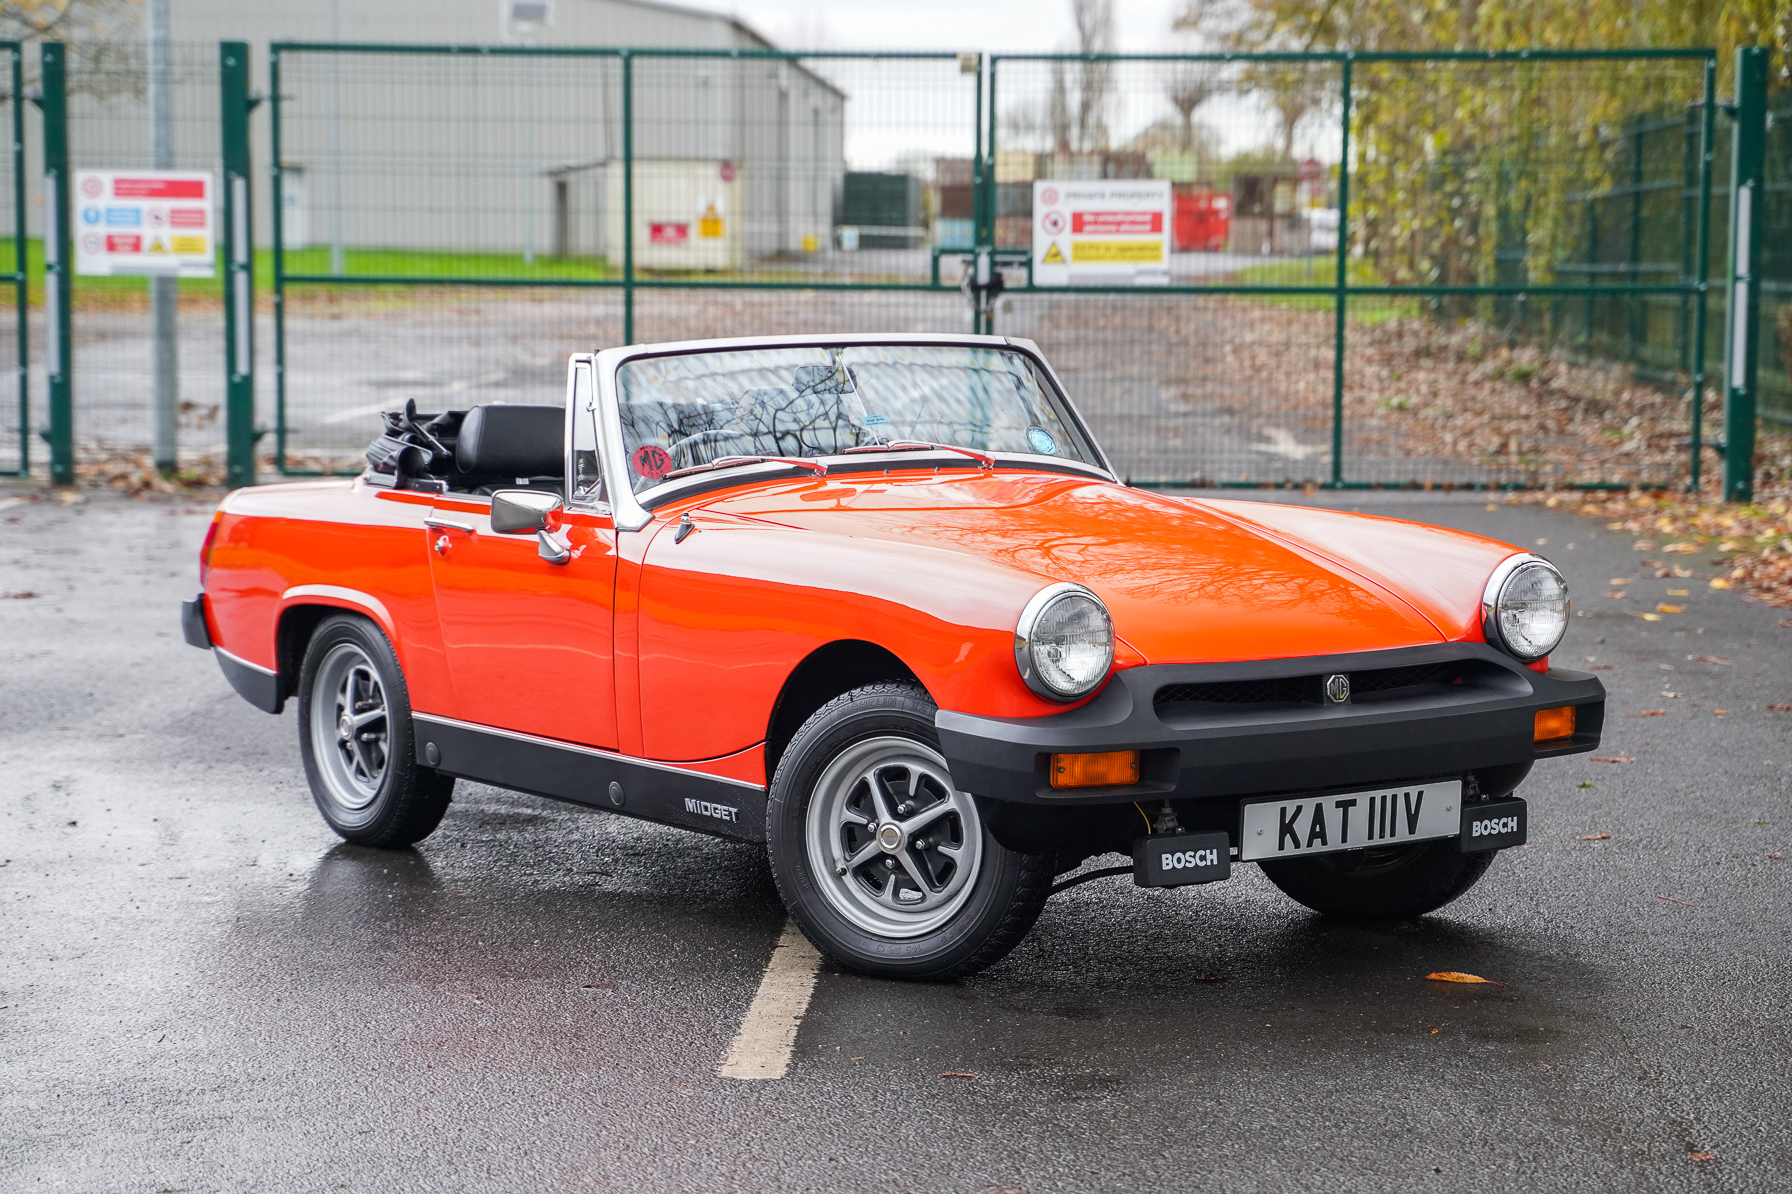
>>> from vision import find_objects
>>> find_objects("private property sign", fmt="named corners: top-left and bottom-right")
top-left (73, 170), bottom-right (215, 277)
top-left (1032, 179), bottom-right (1171, 286)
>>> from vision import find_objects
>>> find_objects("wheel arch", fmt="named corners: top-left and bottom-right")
top-left (765, 640), bottom-right (925, 783)
top-left (275, 589), bottom-right (396, 702)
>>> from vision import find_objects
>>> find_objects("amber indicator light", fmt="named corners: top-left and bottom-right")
top-left (1533, 705), bottom-right (1576, 742)
top-left (1051, 749), bottom-right (1140, 789)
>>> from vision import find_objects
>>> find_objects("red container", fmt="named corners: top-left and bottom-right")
top-left (1173, 190), bottom-right (1231, 252)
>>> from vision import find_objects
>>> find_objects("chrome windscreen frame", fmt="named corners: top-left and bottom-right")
top-left (588, 333), bottom-right (1117, 532)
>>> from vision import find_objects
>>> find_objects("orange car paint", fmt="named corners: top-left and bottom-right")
top-left (203, 466), bottom-right (1535, 775)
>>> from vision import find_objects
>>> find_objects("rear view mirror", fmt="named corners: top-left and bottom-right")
top-left (490, 489), bottom-right (563, 534)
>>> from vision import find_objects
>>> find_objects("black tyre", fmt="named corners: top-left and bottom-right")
top-left (295, 614), bottom-right (453, 847)
top-left (1259, 838), bottom-right (1495, 919)
top-left (766, 682), bottom-right (1053, 981)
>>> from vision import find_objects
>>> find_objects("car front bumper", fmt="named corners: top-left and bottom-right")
top-left (936, 642), bottom-right (1604, 807)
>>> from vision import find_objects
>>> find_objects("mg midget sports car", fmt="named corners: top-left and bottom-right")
top-left (182, 333), bottom-right (1604, 980)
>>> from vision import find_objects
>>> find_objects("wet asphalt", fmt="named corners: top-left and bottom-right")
top-left (1, 483), bottom-right (1789, 1193)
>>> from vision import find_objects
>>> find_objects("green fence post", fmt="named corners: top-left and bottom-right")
top-left (972, 51), bottom-right (989, 336)
top-left (1329, 54), bottom-right (1352, 488)
top-left (269, 45), bottom-right (287, 472)
top-left (220, 41), bottom-right (256, 488)
top-left (7, 43), bottom-right (25, 476)
top-left (39, 42), bottom-right (71, 485)
top-left (1721, 46), bottom-right (1768, 502)
top-left (1688, 55), bottom-right (1716, 493)
top-left (621, 50), bottom-right (633, 346)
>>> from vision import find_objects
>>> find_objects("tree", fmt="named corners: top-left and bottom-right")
top-left (1163, 62), bottom-right (1220, 151)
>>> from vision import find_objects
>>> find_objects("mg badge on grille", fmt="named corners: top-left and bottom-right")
top-left (1324, 673), bottom-right (1351, 704)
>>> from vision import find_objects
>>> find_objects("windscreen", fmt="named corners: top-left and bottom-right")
top-left (615, 344), bottom-right (1097, 492)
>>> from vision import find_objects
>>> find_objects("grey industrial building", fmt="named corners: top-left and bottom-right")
top-left (45, 0), bottom-right (847, 264)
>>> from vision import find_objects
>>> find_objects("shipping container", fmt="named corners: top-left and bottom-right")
top-left (996, 182), bottom-right (1031, 218)
top-left (839, 172), bottom-right (923, 249)
top-left (994, 149), bottom-right (1037, 184)
top-left (935, 218), bottom-right (974, 250)
top-left (936, 183), bottom-right (974, 220)
top-left (1172, 188), bottom-right (1230, 253)
top-left (935, 157), bottom-right (975, 187)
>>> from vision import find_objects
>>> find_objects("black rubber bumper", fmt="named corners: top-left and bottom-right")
top-left (180, 593), bottom-right (212, 649)
top-left (936, 643), bottom-right (1604, 806)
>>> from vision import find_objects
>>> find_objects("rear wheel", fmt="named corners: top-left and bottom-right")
top-left (1259, 839), bottom-right (1495, 919)
top-left (296, 614), bottom-right (453, 847)
top-left (766, 683), bottom-right (1053, 981)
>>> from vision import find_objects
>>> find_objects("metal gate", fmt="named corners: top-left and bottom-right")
top-left (265, 45), bottom-right (982, 474)
top-left (264, 45), bottom-right (1724, 490)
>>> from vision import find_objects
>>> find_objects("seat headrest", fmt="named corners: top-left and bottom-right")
top-left (455, 404), bottom-right (564, 477)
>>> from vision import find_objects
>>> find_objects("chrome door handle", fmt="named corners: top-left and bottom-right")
top-left (424, 516), bottom-right (476, 533)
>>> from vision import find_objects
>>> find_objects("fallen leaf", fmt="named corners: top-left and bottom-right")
top-left (1627, 611), bottom-right (1662, 622)
top-left (1591, 755), bottom-right (1635, 764)
top-left (1666, 588), bottom-right (1689, 596)
top-left (1588, 664), bottom-right (1615, 671)
top-left (1671, 565), bottom-right (1693, 578)
top-left (1626, 709), bottom-right (1667, 717)
top-left (1708, 577), bottom-right (1732, 589)
top-left (1633, 540), bottom-right (1658, 551)
top-left (1689, 1152), bottom-right (1714, 1161)
top-left (581, 982), bottom-right (615, 990)
top-left (1604, 590), bottom-right (1628, 599)
top-left (1484, 503), bottom-right (1499, 511)
top-left (1768, 705), bottom-right (1792, 712)
top-left (1714, 709), bottom-right (1729, 716)
top-left (1778, 619), bottom-right (1792, 629)
top-left (1770, 854), bottom-right (1783, 861)
top-left (2, 591), bottom-right (37, 600)
top-left (1576, 780), bottom-right (1596, 788)
top-left (1426, 971), bottom-right (1504, 986)
top-left (1579, 833), bottom-right (1612, 841)
top-left (1656, 603), bottom-right (1684, 614)
top-left (1656, 894), bottom-right (1696, 907)
top-left (1430, 1027), bottom-right (1440, 1033)
top-left (939, 1072), bottom-right (978, 1079)
top-left (1688, 655), bottom-right (1730, 663)
top-left (1608, 577), bottom-right (1635, 586)
top-left (1662, 542), bottom-right (1700, 553)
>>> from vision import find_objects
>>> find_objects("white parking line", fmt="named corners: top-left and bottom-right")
top-left (717, 920), bottom-right (822, 1080)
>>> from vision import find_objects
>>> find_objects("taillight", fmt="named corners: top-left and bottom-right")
top-left (198, 513), bottom-right (222, 587)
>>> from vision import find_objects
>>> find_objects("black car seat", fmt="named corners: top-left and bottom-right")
top-left (455, 404), bottom-right (565, 494)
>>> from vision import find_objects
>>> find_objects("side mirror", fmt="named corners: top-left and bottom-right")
top-left (490, 489), bottom-right (563, 534)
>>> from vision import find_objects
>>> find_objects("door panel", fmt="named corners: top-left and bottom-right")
top-left (427, 497), bottom-right (619, 748)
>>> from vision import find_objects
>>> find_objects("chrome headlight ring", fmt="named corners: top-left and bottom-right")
top-left (1481, 553), bottom-right (1570, 663)
top-left (1014, 582), bottom-right (1114, 701)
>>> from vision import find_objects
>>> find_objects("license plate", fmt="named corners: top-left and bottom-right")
top-left (1240, 780), bottom-right (1463, 862)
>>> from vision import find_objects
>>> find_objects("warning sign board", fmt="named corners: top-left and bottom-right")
top-left (1032, 179), bottom-right (1171, 286)
top-left (73, 170), bottom-right (214, 278)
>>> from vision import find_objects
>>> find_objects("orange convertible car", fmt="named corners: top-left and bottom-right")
top-left (184, 334), bottom-right (1603, 979)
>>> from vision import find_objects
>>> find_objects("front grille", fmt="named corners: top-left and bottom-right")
top-left (1350, 662), bottom-right (1460, 695)
top-left (1156, 676), bottom-right (1310, 707)
top-left (1154, 660), bottom-right (1468, 714)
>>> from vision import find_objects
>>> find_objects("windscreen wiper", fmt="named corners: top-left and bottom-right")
top-left (662, 454), bottom-right (829, 481)
top-left (841, 439), bottom-right (995, 468)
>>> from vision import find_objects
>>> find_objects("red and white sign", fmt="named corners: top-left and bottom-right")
top-left (72, 169), bottom-right (214, 278)
top-left (650, 222), bottom-right (689, 246)
top-left (1033, 179), bottom-right (1171, 286)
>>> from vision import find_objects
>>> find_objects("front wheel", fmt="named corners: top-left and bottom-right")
top-left (766, 683), bottom-right (1053, 981)
top-left (296, 614), bottom-right (453, 847)
top-left (1259, 838), bottom-right (1496, 919)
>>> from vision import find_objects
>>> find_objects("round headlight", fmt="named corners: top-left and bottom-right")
top-left (1015, 583), bottom-right (1114, 701)
top-left (1483, 555), bottom-right (1569, 662)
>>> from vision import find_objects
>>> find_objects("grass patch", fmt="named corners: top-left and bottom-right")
top-left (1220, 256), bottom-right (1421, 325)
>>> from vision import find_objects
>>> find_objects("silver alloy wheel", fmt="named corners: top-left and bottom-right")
top-left (805, 735), bottom-right (983, 938)
top-left (309, 642), bottom-right (391, 813)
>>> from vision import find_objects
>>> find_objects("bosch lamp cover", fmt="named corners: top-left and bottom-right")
top-left (1016, 584), bottom-right (1114, 700)
top-left (1489, 557), bottom-right (1570, 662)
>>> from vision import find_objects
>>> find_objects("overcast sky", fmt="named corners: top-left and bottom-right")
top-left (725, 0), bottom-right (1190, 54)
